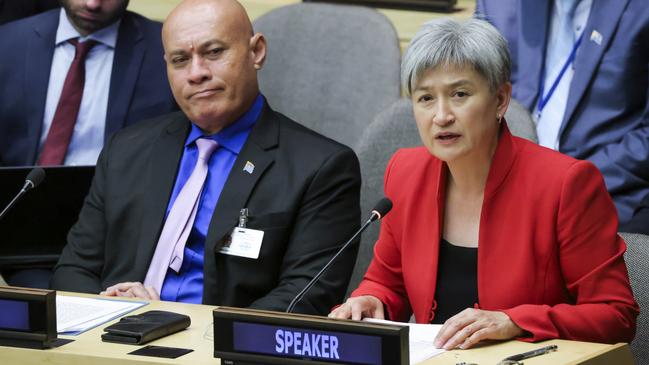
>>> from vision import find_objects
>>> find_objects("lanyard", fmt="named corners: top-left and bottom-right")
top-left (537, 32), bottom-right (584, 116)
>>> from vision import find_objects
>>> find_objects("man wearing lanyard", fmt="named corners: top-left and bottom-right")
top-left (51, 0), bottom-right (361, 315)
top-left (534, 0), bottom-right (589, 150)
top-left (476, 0), bottom-right (649, 230)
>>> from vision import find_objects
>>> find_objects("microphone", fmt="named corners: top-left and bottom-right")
top-left (0, 167), bottom-right (46, 222)
top-left (286, 197), bottom-right (393, 313)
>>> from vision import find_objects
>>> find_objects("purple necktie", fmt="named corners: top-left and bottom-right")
top-left (144, 138), bottom-right (219, 294)
top-left (38, 39), bottom-right (97, 166)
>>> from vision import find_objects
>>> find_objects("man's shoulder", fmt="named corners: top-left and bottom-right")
top-left (118, 11), bottom-right (163, 45)
top-left (0, 8), bottom-right (59, 40)
top-left (111, 111), bottom-right (186, 142)
top-left (122, 10), bottom-right (163, 32)
top-left (2, 7), bottom-right (59, 26)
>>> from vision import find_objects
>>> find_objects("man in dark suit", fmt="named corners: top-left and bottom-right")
top-left (51, 0), bottom-right (361, 315)
top-left (0, 0), bottom-right (177, 166)
top-left (475, 0), bottom-right (649, 230)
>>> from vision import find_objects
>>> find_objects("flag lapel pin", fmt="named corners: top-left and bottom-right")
top-left (590, 30), bottom-right (603, 45)
top-left (243, 161), bottom-right (255, 174)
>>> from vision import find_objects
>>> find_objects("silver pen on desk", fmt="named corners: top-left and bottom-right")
top-left (499, 344), bottom-right (558, 364)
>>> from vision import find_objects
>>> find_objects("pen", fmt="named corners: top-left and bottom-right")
top-left (501, 344), bottom-right (558, 362)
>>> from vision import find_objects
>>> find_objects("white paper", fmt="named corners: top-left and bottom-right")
top-left (56, 295), bottom-right (147, 335)
top-left (363, 318), bottom-right (445, 364)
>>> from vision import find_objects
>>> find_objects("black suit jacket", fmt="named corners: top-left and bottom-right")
top-left (51, 104), bottom-right (362, 315)
top-left (0, 9), bottom-right (177, 166)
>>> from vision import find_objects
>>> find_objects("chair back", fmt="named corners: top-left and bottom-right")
top-left (620, 232), bottom-right (649, 365)
top-left (505, 98), bottom-right (537, 143)
top-left (253, 3), bottom-right (401, 148)
top-left (347, 99), bottom-right (418, 296)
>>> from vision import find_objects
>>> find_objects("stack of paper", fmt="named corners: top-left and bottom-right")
top-left (56, 295), bottom-right (147, 335)
top-left (364, 318), bottom-right (445, 364)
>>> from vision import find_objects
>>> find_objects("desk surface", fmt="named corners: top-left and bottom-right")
top-left (0, 292), bottom-right (634, 365)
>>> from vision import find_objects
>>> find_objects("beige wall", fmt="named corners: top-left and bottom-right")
top-left (127, 0), bottom-right (476, 49)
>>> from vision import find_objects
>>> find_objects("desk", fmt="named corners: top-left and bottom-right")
top-left (0, 293), bottom-right (634, 365)
top-left (1, 293), bottom-right (217, 365)
top-left (127, 0), bottom-right (475, 49)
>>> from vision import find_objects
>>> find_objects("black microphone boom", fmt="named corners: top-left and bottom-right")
top-left (24, 167), bottom-right (46, 190)
top-left (369, 197), bottom-right (392, 222)
top-left (0, 167), bottom-right (46, 221)
top-left (286, 197), bottom-right (393, 313)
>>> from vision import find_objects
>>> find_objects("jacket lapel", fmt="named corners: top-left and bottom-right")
top-left (134, 113), bottom-right (188, 279)
top-left (105, 12), bottom-right (144, 140)
top-left (24, 11), bottom-right (58, 163)
top-left (514, 0), bottom-right (551, 110)
top-left (559, 0), bottom-right (629, 136)
top-left (202, 105), bottom-right (277, 303)
top-left (205, 105), bottom-right (278, 249)
top-left (478, 124), bottom-right (518, 306)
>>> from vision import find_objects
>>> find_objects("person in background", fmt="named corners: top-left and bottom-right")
top-left (0, 0), bottom-right (177, 167)
top-left (475, 0), bottom-right (649, 231)
top-left (330, 18), bottom-right (638, 349)
top-left (51, 0), bottom-right (361, 315)
top-left (0, 0), bottom-right (178, 288)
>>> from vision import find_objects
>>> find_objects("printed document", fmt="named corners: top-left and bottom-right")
top-left (364, 318), bottom-right (445, 364)
top-left (57, 295), bottom-right (147, 335)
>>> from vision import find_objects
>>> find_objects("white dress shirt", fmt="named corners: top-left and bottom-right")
top-left (535, 0), bottom-right (592, 149)
top-left (39, 9), bottom-right (120, 166)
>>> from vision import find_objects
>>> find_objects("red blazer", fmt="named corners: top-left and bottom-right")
top-left (353, 125), bottom-right (639, 343)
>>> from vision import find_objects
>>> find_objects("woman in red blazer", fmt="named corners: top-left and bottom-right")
top-left (330, 18), bottom-right (638, 349)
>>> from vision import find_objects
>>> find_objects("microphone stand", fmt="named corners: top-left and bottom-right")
top-left (0, 181), bottom-right (36, 222)
top-left (0, 168), bottom-right (45, 222)
top-left (286, 212), bottom-right (378, 313)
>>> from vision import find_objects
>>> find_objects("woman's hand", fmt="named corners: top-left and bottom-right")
top-left (328, 295), bottom-right (385, 321)
top-left (100, 282), bottom-right (160, 301)
top-left (434, 308), bottom-right (524, 350)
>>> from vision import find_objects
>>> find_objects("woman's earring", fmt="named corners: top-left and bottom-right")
top-left (497, 114), bottom-right (502, 124)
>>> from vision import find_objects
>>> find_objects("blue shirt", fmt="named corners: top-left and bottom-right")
top-left (160, 95), bottom-right (264, 303)
top-left (40, 9), bottom-right (120, 166)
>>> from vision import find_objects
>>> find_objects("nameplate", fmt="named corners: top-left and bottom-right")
top-left (213, 306), bottom-right (408, 365)
top-left (0, 286), bottom-right (57, 349)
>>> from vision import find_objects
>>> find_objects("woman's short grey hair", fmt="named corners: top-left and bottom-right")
top-left (401, 17), bottom-right (511, 95)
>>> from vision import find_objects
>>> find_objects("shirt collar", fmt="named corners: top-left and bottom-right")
top-left (55, 8), bottom-right (120, 48)
top-left (186, 94), bottom-right (265, 154)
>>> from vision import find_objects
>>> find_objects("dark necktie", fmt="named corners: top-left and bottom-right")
top-left (38, 39), bottom-right (97, 166)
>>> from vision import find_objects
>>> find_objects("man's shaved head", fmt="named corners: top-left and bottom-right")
top-left (162, 0), bottom-right (266, 133)
top-left (162, 0), bottom-right (253, 44)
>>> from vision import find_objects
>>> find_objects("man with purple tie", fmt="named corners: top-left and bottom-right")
top-left (51, 0), bottom-right (361, 315)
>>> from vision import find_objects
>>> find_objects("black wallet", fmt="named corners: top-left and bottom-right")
top-left (101, 310), bottom-right (191, 345)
